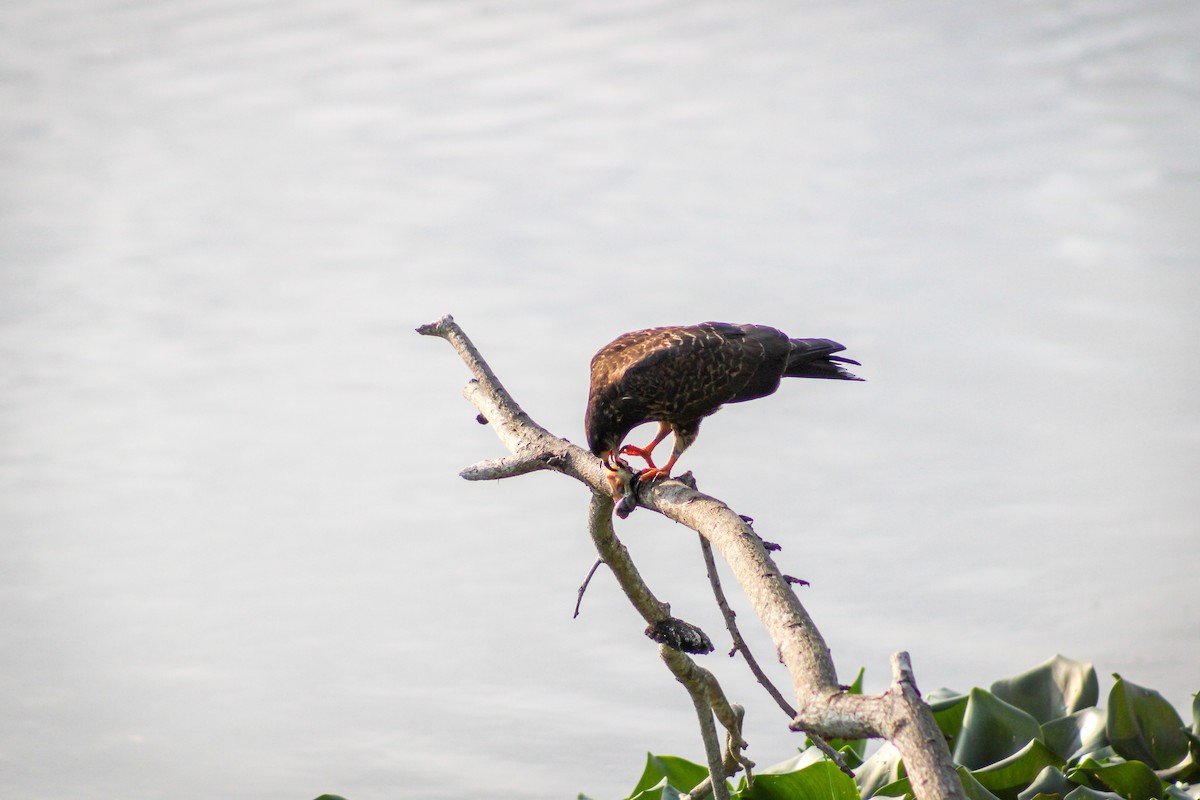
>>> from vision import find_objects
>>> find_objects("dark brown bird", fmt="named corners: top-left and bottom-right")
top-left (586, 322), bottom-right (863, 482)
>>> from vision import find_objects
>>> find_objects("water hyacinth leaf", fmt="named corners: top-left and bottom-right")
top-left (1107, 675), bottom-right (1189, 769)
top-left (1189, 693), bottom-right (1200, 757)
top-left (744, 760), bottom-right (859, 800)
top-left (854, 742), bottom-right (904, 799)
top-left (1062, 787), bottom-right (1124, 799)
top-left (1017, 765), bottom-right (1075, 800)
top-left (1041, 708), bottom-right (1109, 763)
top-left (1068, 759), bottom-right (1164, 800)
top-left (762, 747), bottom-right (829, 776)
top-left (929, 688), bottom-right (970, 745)
top-left (957, 766), bottom-right (1003, 800)
top-left (955, 688), bottom-right (1045, 769)
top-left (627, 754), bottom-right (710, 799)
top-left (970, 739), bottom-right (1063, 797)
top-left (871, 775), bottom-right (912, 798)
top-left (626, 777), bottom-right (676, 800)
top-left (1165, 783), bottom-right (1200, 800)
top-left (992, 656), bottom-right (1100, 724)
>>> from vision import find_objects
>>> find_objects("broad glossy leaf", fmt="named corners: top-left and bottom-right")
top-left (1068, 759), bottom-right (1164, 800)
top-left (1189, 693), bottom-right (1200, 759)
top-left (1107, 675), bottom-right (1189, 769)
top-left (1062, 787), bottom-right (1123, 799)
top-left (971, 739), bottom-right (1064, 797)
top-left (1041, 708), bottom-right (1108, 763)
top-left (929, 689), bottom-right (970, 745)
top-left (992, 656), bottom-right (1099, 724)
top-left (745, 760), bottom-right (860, 800)
top-left (1017, 765), bottom-right (1074, 800)
top-left (762, 748), bottom-right (830, 775)
top-left (1165, 783), bottom-right (1200, 800)
top-left (626, 777), bottom-right (679, 800)
top-left (870, 776), bottom-right (912, 799)
top-left (627, 754), bottom-right (710, 798)
top-left (955, 688), bottom-right (1045, 769)
top-left (854, 742), bottom-right (905, 799)
top-left (957, 766), bottom-right (1003, 800)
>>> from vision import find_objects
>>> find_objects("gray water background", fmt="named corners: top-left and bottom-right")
top-left (2, 1), bottom-right (1198, 798)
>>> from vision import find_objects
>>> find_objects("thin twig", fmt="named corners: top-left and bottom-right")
top-left (697, 534), bottom-right (854, 778)
top-left (573, 558), bottom-right (603, 619)
top-left (698, 534), bottom-right (797, 718)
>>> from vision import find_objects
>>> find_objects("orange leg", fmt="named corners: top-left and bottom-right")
top-left (619, 421), bottom-right (671, 470)
top-left (634, 452), bottom-right (680, 483)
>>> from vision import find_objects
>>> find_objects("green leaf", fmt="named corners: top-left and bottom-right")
top-left (1017, 765), bottom-right (1074, 800)
top-left (1062, 787), bottom-right (1123, 799)
top-left (930, 689), bottom-right (971, 746)
top-left (1106, 674), bottom-right (1189, 769)
top-left (1067, 759), bottom-right (1164, 800)
top-left (1041, 708), bottom-right (1109, 763)
top-left (970, 739), bottom-right (1064, 797)
top-left (854, 742), bottom-right (904, 799)
top-left (870, 776), bottom-right (913, 799)
top-left (1165, 783), bottom-right (1200, 800)
top-left (627, 778), bottom-right (676, 800)
top-left (992, 656), bottom-right (1100, 724)
top-left (955, 688), bottom-right (1045, 769)
top-left (1189, 693), bottom-right (1200, 758)
top-left (957, 766), bottom-right (1003, 800)
top-left (627, 754), bottom-right (710, 799)
top-left (744, 759), bottom-right (860, 800)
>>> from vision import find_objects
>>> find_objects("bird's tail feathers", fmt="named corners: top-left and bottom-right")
top-left (784, 338), bottom-right (864, 381)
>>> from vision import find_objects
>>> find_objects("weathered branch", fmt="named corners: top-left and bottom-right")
top-left (697, 535), bottom-right (854, 779)
top-left (698, 533), bottom-right (797, 718)
top-left (418, 314), bottom-right (966, 800)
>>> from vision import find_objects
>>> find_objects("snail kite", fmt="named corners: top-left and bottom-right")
top-left (586, 322), bottom-right (862, 484)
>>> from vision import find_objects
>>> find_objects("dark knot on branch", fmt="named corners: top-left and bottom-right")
top-left (646, 617), bottom-right (715, 655)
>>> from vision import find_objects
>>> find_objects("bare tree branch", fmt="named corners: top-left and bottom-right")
top-left (418, 314), bottom-right (966, 800)
top-left (698, 533), bottom-right (797, 718)
top-left (696, 535), bottom-right (855, 779)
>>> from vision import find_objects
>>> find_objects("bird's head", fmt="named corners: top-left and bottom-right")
top-left (586, 385), bottom-right (645, 457)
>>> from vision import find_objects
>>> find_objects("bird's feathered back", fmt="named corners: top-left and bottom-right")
top-left (585, 322), bottom-right (861, 457)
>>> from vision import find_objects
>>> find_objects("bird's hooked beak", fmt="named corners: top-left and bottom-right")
top-left (603, 452), bottom-right (640, 518)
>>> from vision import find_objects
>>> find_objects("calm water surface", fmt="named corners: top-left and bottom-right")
top-left (2, 1), bottom-right (1198, 798)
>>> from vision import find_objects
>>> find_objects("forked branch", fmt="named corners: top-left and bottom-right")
top-left (418, 314), bottom-right (965, 800)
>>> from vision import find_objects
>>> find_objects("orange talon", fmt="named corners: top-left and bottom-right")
top-left (619, 443), bottom-right (657, 470)
top-left (636, 452), bottom-right (680, 483)
top-left (619, 421), bottom-right (671, 470)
